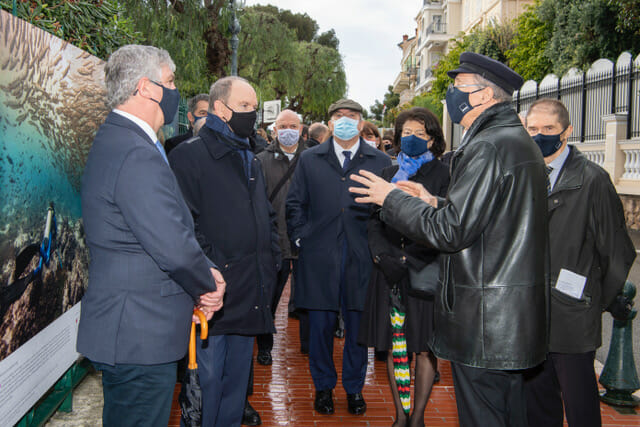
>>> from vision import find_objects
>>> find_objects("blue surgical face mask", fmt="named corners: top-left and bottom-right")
top-left (193, 115), bottom-right (206, 125)
top-left (277, 128), bottom-right (299, 147)
top-left (149, 80), bottom-right (180, 125)
top-left (532, 129), bottom-right (567, 157)
top-left (332, 116), bottom-right (360, 141)
top-left (401, 135), bottom-right (431, 157)
top-left (445, 84), bottom-right (484, 124)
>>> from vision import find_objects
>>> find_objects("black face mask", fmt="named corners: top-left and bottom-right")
top-left (222, 102), bottom-right (257, 138)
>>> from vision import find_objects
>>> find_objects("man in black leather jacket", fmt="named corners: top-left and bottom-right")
top-left (350, 52), bottom-right (548, 426)
top-left (523, 99), bottom-right (635, 427)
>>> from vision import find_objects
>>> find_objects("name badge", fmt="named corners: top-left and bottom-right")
top-left (555, 268), bottom-right (587, 299)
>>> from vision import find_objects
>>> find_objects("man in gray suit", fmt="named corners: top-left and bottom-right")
top-left (78, 44), bottom-right (225, 427)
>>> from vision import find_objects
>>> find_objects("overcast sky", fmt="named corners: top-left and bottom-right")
top-left (244, 0), bottom-right (421, 112)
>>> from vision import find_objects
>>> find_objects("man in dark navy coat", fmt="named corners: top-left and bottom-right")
top-left (286, 99), bottom-right (391, 416)
top-left (169, 76), bottom-right (280, 427)
top-left (78, 45), bottom-right (225, 427)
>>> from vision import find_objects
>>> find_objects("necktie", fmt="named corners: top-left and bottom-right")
top-left (155, 140), bottom-right (169, 165)
top-left (342, 151), bottom-right (352, 173)
top-left (546, 165), bottom-right (553, 194)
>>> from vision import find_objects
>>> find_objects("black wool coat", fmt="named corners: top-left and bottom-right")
top-left (547, 146), bottom-right (635, 353)
top-left (169, 126), bottom-right (281, 336)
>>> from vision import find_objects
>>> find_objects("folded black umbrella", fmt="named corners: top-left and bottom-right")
top-left (179, 309), bottom-right (208, 427)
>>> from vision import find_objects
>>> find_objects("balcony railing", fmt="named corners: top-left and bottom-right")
top-left (425, 21), bottom-right (447, 36)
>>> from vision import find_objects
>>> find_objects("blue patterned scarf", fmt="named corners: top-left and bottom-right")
top-left (391, 151), bottom-right (434, 183)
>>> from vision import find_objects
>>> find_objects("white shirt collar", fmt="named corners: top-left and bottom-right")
top-left (332, 138), bottom-right (360, 167)
top-left (113, 109), bottom-right (159, 144)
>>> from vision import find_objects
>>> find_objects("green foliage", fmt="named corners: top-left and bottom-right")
top-left (369, 100), bottom-right (384, 121)
top-left (0, 0), bottom-right (141, 60)
top-left (251, 4), bottom-right (318, 42)
top-left (614, 0), bottom-right (640, 36)
top-left (467, 19), bottom-right (516, 63)
top-left (505, 3), bottom-right (553, 81)
top-left (537, 0), bottom-right (640, 76)
top-left (238, 7), bottom-right (346, 122)
top-left (118, 0), bottom-right (224, 97)
top-left (430, 36), bottom-right (469, 103)
top-left (315, 29), bottom-right (339, 50)
top-left (410, 92), bottom-right (443, 120)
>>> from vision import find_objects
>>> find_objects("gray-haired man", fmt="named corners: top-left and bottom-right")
top-left (78, 44), bottom-right (225, 427)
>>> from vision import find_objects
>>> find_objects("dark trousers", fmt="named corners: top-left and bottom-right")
top-left (451, 362), bottom-right (528, 427)
top-left (195, 334), bottom-right (254, 427)
top-left (524, 351), bottom-right (601, 427)
top-left (93, 361), bottom-right (176, 427)
top-left (307, 241), bottom-right (367, 394)
top-left (257, 259), bottom-right (292, 352)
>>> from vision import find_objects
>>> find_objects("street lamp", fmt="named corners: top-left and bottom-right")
top-left (229, 0), bottom-right (245, 76)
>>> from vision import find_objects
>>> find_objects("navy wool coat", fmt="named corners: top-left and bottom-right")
top-left (286, 138), bottom-right (391, 311)
top-left (169, 126), bottom-right (281, 336)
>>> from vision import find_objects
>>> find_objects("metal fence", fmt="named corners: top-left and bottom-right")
top-left (513, 52), bottom-right (640, 143)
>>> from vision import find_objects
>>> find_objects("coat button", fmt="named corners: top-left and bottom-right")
top-left (254, 305), bottom-right (259, 310)
top-left (341, 177), bottom-right (346, 181)
top-left (341, 208), bottom-right (345, 213)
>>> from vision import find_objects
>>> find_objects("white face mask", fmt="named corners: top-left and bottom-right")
top-left (277, 128), bottom-right (299, 147)
top-left (364, 139), bottom-right (377, 148)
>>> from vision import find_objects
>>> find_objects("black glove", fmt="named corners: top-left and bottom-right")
top-left (607, 293), bottom-right (634, 320)
top-left (376, 254), bottom-right (407, 285)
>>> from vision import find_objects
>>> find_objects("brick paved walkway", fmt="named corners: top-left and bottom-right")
top-left (168, 281), bottom-right (640, 427)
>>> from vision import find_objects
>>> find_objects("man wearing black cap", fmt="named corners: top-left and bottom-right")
top-left (286, 99), bottom-right (391, 416)
top-left (349, 52), bottom-right (549, 426)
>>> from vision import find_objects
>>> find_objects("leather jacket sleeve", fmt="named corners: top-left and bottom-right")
top-left (380, 141), bottom-right (503, 253)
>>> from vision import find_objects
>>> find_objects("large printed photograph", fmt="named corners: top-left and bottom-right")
top-left (0, 10), bottom-right (106, 360)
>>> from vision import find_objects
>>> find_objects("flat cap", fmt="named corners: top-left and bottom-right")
top-left (328, 99), bottom-right (363, 116)
top-left (447, 52), bottom-right (524, 95)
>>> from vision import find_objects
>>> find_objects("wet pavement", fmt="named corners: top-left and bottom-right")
top-left (45, 278), bottom-right (640, 426)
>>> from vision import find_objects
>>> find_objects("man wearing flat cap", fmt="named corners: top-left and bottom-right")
top-left (349, 52), bottom-right (549, 426)
top-left (286, 99), bottom-right (390, 416)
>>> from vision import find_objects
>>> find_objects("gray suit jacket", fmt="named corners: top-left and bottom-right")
top-left (77, 112), bottom-right (217, 365)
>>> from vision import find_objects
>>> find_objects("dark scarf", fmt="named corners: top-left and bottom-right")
top-left (205, 113), bottom-right (253, 183)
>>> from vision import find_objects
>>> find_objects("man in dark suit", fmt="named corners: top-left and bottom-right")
top-left (523, 99), bottom-right (635, 427)
top-left (164, 93), bottom-right (209, 154)
top-left (78, 45), bottom-right (225, 427)
top-left (286, 99), bottom-right (391, 416)
top-left (169, 76), bottom-right (280, 427)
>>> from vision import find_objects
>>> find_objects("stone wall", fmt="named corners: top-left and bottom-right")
top-left (621, 195), bottom-right (640, 230)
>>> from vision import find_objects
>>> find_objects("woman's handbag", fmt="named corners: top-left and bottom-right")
top-left (408, 257), bottom-right (440, 298)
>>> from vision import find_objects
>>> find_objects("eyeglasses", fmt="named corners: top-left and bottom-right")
top-left (448, 84), bottom-right (486, 92)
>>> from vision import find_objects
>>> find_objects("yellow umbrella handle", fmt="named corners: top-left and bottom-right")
top-left (188, 309), bottom-right (208, 370)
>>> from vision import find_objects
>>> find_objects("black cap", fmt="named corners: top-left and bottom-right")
top-left (328, 99), bottom-right (363, 116)
top-left (447, 52), bottom-right (524, 95)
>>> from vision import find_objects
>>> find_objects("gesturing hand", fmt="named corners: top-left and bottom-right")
top-left (349, 170), bottom-right (396, 206)
top-left (395, 181), bottom-right (438, 207)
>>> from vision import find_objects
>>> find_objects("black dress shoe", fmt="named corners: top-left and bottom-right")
top-left (334, 326), bottom-right (344, 338)
top-left (242, 400), bottom-right (262, 426)
top-left (434, 370), bottom-right (441, 383)
top-left (314, 389), bottom-right (334, 415)
top-left (300, 345), bottom-right (309, 355)
top-left (347, 392), bottom-right (366, 415)
top-left (256, 350), bottom-right (272, 366)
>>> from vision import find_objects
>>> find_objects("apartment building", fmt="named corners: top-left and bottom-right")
top-left (393, 0), bottom-right (533, 101)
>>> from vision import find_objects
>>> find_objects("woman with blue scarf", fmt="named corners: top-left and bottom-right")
top-left (358, 108), bottom-right (450, 427)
